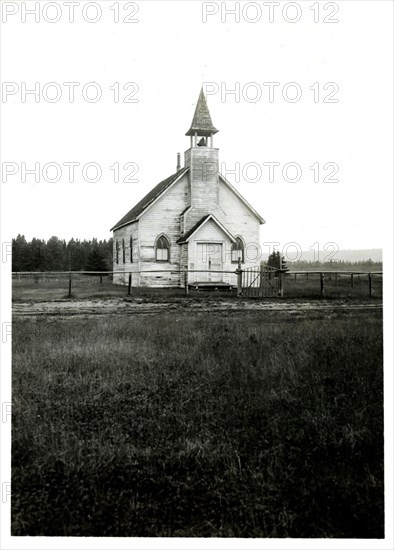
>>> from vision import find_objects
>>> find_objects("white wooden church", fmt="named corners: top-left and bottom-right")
top-left (111, 88), bottom-right (265, 287)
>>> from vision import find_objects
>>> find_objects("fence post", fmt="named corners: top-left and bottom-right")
top-left (351, 273), bottom-right (354, 288)
top-left (185, 270), bottom-right (189, 295)
top-left (369, 272), bottom-right (372, 296)
top-left (278, 270), bottom-right (284, 297)
top-left (236, 259), bottom-right (242, 297)
top-left (100, 273), bottom-right (103, 284)
top-left (306, 272), bottom-right (309, 284)
top-left (320, 272), bottom-right (325, 296)
top-left (68, 274), bottom-right (72, 298)
top-left (128, 273), bottom-right (132, 296)
top-left (259, 264), bottom-right (264, 298)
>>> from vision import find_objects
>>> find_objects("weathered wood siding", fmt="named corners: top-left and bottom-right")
top-left (137, 171), bottom-right (190, 287)
top-left (187, 219), bottom-right (233, 284)
top-left (112, 150), bottom-right (263, 288)
top-left (113, 221), bottom-right (140, 285)
top-left (217, 179), bottom-right (262, 267)
top-left (184, 147), bottom-right (219, 231)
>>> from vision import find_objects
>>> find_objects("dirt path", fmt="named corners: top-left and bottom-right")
top-left (12, 297), bottom-right (383, 317)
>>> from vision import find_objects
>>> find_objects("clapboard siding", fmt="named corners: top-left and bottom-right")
top-left (112, 170), bottom-right (262, 287)
top-left (137, 171), bottom-right (190, 286)
top-left (113, 222), bottom-right (140, 285)
top-left (217, 180), bottom-right (261, 267)
top-left (184, 147), bottom-right (219, 231)
top-left (188, 219), bottom-right (240, 285)
top-left (113, 158), bottom-right (263, 286)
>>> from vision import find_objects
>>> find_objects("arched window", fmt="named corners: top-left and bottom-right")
top-left (130, 236), bottom-right (133, 263)
top-left (155, 235), bottom-right (170, 262)
top-left (115, 241), bottom-right (119, 264)
top-left (231, 237), bottom-right (244, 263)
top-left (122, 239), bottom-right (125, 263)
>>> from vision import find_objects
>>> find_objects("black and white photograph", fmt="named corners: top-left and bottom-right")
top-left (0, 1), bottom-right (393, 548)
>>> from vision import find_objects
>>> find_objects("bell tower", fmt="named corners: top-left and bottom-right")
top-left (185, 87), bottom-right (219, 148)
top-left (184, 88), bottom-right (220, 223)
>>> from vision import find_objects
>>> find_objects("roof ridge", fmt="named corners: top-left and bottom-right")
top-left (111, 167), bottom-right (189, 231)
top-left (177, 213), bottom-right (236, 244)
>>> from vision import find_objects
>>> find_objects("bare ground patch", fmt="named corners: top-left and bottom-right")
top-left (12, 296), bottom-right (383, 318)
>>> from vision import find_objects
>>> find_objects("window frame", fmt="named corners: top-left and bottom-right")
top-left (155, 234), bottom-right (171, 263)
top-left (231, 236), bottom-right (245, 264)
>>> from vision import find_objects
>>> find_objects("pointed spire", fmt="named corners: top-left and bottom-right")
top-left (186, 87), bottom-right (219, 137)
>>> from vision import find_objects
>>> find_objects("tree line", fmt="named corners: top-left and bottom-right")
top-left (12, 235), bottom-right (113, 272)
top-left (286, 259), bottom-right (383, 271)
top-left (265, 251), bottom-right (382, 271)
top-left (12, 236), bottom-right (383, 273)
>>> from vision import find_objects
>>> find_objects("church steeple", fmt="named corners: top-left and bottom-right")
top-left (186, 88), bottom-right (218, 148)
top-left (183, 88), bottom-right (220, 224)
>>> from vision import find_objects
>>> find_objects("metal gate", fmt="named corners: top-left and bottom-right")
top-left (241, 266), bottom-right (279, 297)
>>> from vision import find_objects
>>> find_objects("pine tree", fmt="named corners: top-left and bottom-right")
top-left (267, 250), bottom-right (289, 272)
top-left (86, 248), bottom-right (108, 272)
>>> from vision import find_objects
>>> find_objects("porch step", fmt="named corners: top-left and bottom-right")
top-left (188, 282), bottom-right (235, 291)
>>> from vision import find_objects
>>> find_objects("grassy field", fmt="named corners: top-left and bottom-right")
top-left (12, 307), bottom-right (384, 537)
top-left (12, 275), bottom-right (127, 302)
top-left (282, 272), bottom-right (382, 299)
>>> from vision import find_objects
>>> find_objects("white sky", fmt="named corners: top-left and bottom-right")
top-left (1, 0), bottom-right (393, 258)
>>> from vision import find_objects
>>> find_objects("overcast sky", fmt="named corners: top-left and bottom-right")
top-left (1, 0), bottom-right (393, 259)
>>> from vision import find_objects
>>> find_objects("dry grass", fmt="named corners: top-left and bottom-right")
top-left (12, 308), bottom-right (384, 537)
top-left (12, 272), bottom-right (383, 302)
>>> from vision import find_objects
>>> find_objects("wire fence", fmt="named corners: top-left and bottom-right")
top-left (281, 270), bottom-right (383, 299)
top-left (12, 268), bottom-right (383, 301)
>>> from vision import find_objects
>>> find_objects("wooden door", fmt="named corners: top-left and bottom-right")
top-left (196, 243), bottom-right (223, 282)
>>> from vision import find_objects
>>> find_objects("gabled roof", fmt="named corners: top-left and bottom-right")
top-left (219, 173), bottom-right (265, 224)
top-left (186, 88), bottom-right (219, 137)
top-left (177, 214), bottom-right (236, 244)
top-left (111, 167), bottom-right (189, 231)
top-left (111, 167), bottom-right (265, 233)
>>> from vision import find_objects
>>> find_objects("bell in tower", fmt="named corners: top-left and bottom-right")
top-left (185, 87), bottom-right (219, 148)
top-left (184, 87), bottom-right (220, 219)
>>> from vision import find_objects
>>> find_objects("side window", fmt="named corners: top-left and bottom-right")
top-left (231, 237), bottom-right (244, 263)
top-left (130, 236), bottom-right (133, 263)
top-left (122, 239), bottom-right (125, 263)
top-left (155, 235), bottom-right (170, 262)
top-left (115, 241), bottom-right (119, 264)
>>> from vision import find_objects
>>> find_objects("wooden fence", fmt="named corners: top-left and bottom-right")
top-left (12, 268), bottom-right (383, 299)
top-left (279, 270), bottom-right (383, 298)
